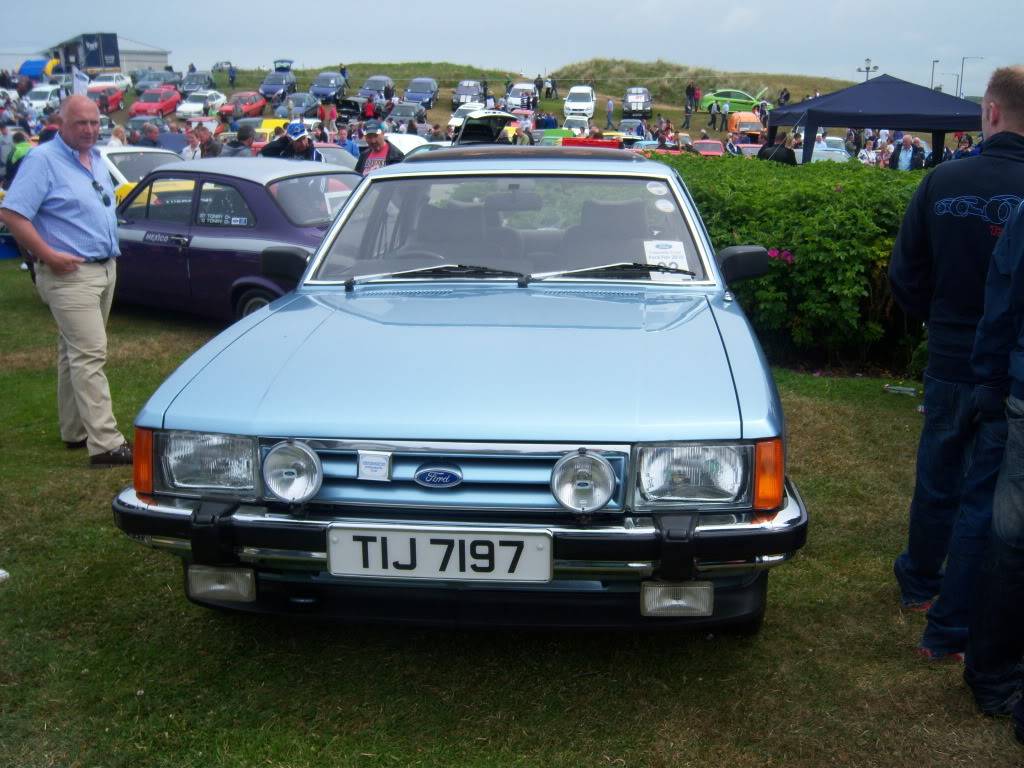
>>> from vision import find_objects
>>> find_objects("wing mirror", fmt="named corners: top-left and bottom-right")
top-left (716, 245), bottom-right (769, 285)
top-left (261, 246), bottom-right (310, 283)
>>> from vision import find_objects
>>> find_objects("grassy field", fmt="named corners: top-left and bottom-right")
top-left (0, 259), bottom-right (1020, 766)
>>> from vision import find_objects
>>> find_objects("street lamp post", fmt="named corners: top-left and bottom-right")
top-left (959, 56), bottom-right (983, 98)
top-left (930, 59), bottom-right (940, 89)
top-left (857, 57), bottom-right (879, 82)
top-left (942, 72), bottom-right (961, 96)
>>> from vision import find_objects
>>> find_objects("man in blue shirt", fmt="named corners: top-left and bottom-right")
top-left (0, 94), bottom-right (131, 466)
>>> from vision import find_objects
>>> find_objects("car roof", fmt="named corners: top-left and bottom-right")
top-left (382, 145), bottom-right (663, 175)
top-left (99, 145), bottom-right (180, 157)
top-left (168, 157), bottom-right (354, 184)
top-left (568, 85), bottom-right (593, 92)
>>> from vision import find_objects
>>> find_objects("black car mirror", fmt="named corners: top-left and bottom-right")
top-left (262, 247), bottom-right (310, 284)
top-left (716, 245), bottom-right (769, 285)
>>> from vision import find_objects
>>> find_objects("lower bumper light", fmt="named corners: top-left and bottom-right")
top-left (187, 565), bottom-right (256, 603)
top-left (641, 581), bottom-right (714, 617)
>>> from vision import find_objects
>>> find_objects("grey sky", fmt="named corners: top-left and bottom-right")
top-left (1, 0), bottom-right (1017, 96)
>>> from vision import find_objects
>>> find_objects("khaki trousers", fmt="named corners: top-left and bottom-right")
top-left (35, 260), bottom-right (125, 456)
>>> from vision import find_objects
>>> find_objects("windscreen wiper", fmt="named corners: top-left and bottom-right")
top-left (344, 263), bottom-right (528, 291)
top-left (528, 262), bottom-right (697, 282)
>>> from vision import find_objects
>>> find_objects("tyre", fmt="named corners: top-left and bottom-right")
top-left (235, 288), bottom-right (275, 319)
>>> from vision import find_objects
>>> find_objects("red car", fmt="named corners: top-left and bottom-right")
top-left (130, 87), bottom-right (182, 117)
top-left (693, 140), bottom-right (725, 157)
top-left (87, 85), bottom-right (122, 114)
top-left (219, 92), bottom-right (267, 119)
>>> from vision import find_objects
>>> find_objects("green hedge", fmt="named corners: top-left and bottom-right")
top-left (653, 153), bottom-right (925, 368)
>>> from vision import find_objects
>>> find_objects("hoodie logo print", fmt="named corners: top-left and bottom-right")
top-left (934, 195), bottom-right (1023, 225)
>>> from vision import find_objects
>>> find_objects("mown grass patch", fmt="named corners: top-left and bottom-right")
top-left (0, 261), bottom-right (1019, 767)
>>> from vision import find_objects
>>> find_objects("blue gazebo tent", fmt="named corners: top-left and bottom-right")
top-left (18, 59), bottom-right (49, 81)
top-left (767, 74), bottom-right (982, 164)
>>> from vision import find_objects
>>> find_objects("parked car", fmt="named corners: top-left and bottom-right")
top-left (448, 101), bottom-right (485, 132)
top-left (693, 140), bottom-right (725, 157)
top-left (338, 95), bottom-right (371, 122)
top-left (112, 145), bottom-right (808, 630)
top-left (98, 115), bottom-right (116, 143)
top-left (562, 116), bottom-right (589, 135)
top-left (358, 75), bottom-right (394, 102)
top-left (258, 68), bottom-right (297, 101)
top-left (218, 91), bottom-right (267, 118)
top-left (49, 72), bottom-right (74, 90)
top-left (309, 72), bottom-right (346, 103)
top-left (622, 87), bottom-right (652, 119)
top-left (91, 72), bottom-right (132, 93)
top-left (699, 88), bottom-right (770, 113)
top-left (618, 118), bottom-right (644, 136)
top-left (211, 61), bottom-right (233, 72)
top-left (181, 71), bottom-right (215, 96)
top-left (135, 70), bottom-right (181, 96)
top-left (389, 100), bottom-right (427, 125)
top-left (87, 85), bottom-right (123, 114)
top-left (452, 109), bottom-right (518, 144)
top-left (129, 88), bottom-right (182, 117)
top-left (738, 144), bottom-right (763, 158)
top-left (176, 90), bottom-right (227, 118)
top-left (98, 145), bottom-right (183, 203)
top-left (563, 85), bottom-right (596, 119)
top-left (24, 84), bottom-right (63, 112)
top-left (125, 115), bottom-right (168, 135)
top-left (795, 147), bottom-right (853, 164)
top-left (283, 92), bottom-right (320, 119)
top-left (313, 143), bottom-right (358, 169)
top-left (727, 112), bottom-right (765, 141)
top-left (403, 77), bottom-right (439, 109)
top-left (451, 79), bottom-right (487, 109)
top-left (506, 82), bottom-right (537, 110)
top-left (112, 158), bottom-right (359, 319)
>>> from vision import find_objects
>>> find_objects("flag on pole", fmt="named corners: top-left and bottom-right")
top-left (72, 66), bottom-right (89, 96)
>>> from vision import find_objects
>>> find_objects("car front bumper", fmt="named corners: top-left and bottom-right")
top-left (112, 482), bottom-right (807, 627)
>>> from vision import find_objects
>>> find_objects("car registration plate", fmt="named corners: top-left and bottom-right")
top-left (327, 524), bottom-right (553, 582)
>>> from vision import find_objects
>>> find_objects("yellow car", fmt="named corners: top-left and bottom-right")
top-left (255, 118), bottom-right (290, 143)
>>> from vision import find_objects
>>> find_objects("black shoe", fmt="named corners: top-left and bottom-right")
top-left (89, 442), bottom-right (133, 468)
top-left (64, 439), bottom-right (88, 450)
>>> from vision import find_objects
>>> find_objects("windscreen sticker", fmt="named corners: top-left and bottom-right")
top-left (646, 181), bottom-right (669, 196)
top-left (654, 199), bottom-right (676, 213)
top-left (643, 240), bottom-right (691, 282)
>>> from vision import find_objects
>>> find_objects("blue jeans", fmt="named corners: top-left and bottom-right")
top-left (920, 413), bottom-right (1007, 654)
top-left (966, 395), bottom-right (1024, 714)
top-left (894, 374), bottom-right (978, 605)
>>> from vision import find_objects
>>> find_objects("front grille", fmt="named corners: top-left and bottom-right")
top-left (259, 439), bottom-right (629, 518)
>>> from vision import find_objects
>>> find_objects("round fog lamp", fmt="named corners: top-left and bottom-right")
top-left (263, 441), bottom-right (323, 504)
top-left (550, 450), bottom-right (616, 513)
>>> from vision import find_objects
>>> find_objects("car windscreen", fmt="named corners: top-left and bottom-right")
top-left (314, 75), bottom-right (338, 86)
top-left (184, 75), bottom-right (205, 84)
top-left (28, 89), bottom-right (53, 100)
top-left (107, 152), bottom-right (183, 182)
top-left (738, 122), bottom-right (761, 133)
top-left (567, 92), bottom-right (591, 102)
top-left (186, 93), bottom-right (208, 103)
top-left (269, 173), bottom-right (360, 227)
top-left (455, 83), bottom-right (480, 93)
top-left (408, 79), bottom-right (432, 90)
top-left (626, 88), bottom-right (647, 95)
top-left (363, 78), bottom-right (387, 90)
top-left (313, 175), bottom-right (706, 282)
top-left (453, 105), bottom-right (479, 117)
top-left (264, 74), bottom-right (287, 84)
top-left (510, 87), bottom-right (532, 97)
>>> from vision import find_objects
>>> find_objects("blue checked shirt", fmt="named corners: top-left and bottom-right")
top-left (0, 133), bottom-right (119, 260)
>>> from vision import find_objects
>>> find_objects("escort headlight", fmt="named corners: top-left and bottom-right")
top-left (634, 444), bottom-right (752, 508)
top-left (157, 431), bottom-right (257, 496)
top-left (550, 450), bottom-right (616, 513)
top-left (262, 441), bottom-right (322, 504)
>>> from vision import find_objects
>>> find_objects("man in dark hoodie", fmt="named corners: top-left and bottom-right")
top-left (890, 65), bottom-right (1024, 661)
top-left (220, 124), bottom-right (254, 157)
top-left (964, 67), bottom-right (1024, 739)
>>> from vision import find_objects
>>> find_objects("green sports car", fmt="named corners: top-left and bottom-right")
top-left (699, 88), bottom-right (770, 113)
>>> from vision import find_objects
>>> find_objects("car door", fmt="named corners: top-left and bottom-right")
top-left (187, 178), bottom-right (262, 317)
top-left (116, 175), bottom-right (196, 310)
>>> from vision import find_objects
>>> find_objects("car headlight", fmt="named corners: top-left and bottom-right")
top-left (262, 441), bottom-right (322, 504)
top-left (550, 449), bottom-right (616, 513)
top-left (634, 444), bottom-right (752, 508)
top-left (157, 431), bottom-right (257, 496)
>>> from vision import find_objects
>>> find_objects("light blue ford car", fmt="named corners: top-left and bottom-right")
top-left (113, 146), bottom-right (808, 632)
